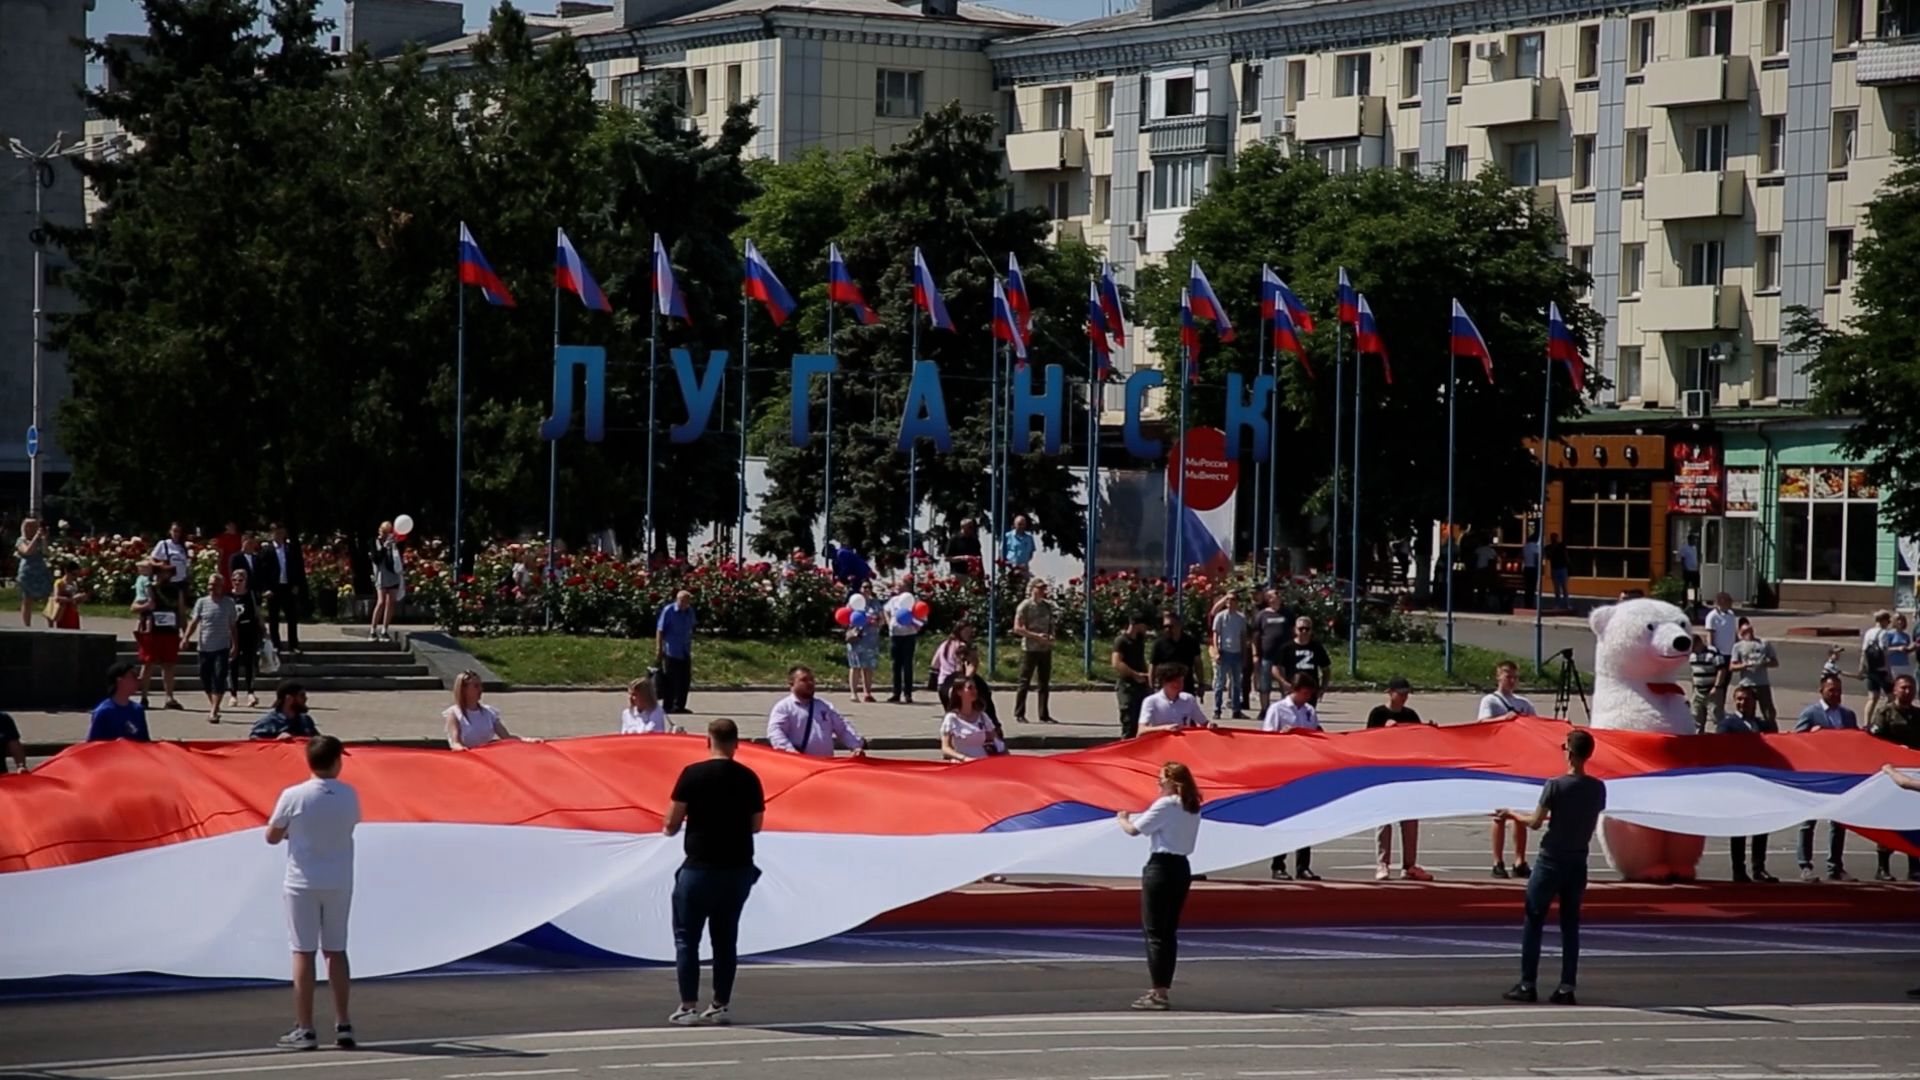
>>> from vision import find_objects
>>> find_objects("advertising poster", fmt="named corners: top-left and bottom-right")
top-left (1669, 438), bottom-right (1724, 513)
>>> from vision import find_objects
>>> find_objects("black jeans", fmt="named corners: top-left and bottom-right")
top-left (266, 588), bottom-right (301, 650)
top-left (1270, 849), bottom-right (1312, 874)
top-left (1016, 650), bottom-right (1052, 720)
top-left (1142, 853), bottom-right (1192, 989)
top-left (671, 863), bottom-right (759, 1006)
top-left (232, 627), bottom-right (259, 696)
top-left (1729, 833), bottom-right (1769, 874)
top-left (1797, 820), bottom-right (1846, 873)
top-left (1117, 683), bottom-right (1147, 739)
top-left (660, 654), bottom-right (692, 712)
top-left (890, 634), bottom-right (918, 700)
top-left (1520, 855), bottom-right (1587, 988)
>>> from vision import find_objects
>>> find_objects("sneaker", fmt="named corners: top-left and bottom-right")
top-left (1270, 868), bottom-right (1292, 881)
top-left (1875, 868), bottom-right (1896, 882)
top-left (699, 1005), bottom-right (731, 1026)
top-left (1375, 867), bottom-right (1392, 881)
top-left (885, 696), bottom-right (901, 704)
top-left (277, 1028), bottom-right (319, 1050)
top-left (1403, 866), bottom-right (1434, 882)
top-left (1130, 993), bottom-right (1170, 1011)
top-left (1549, 986), bottom-right (1577, 1006)
top-left (1231, 711), bottom-right (1249, 720)
top-left (863, 694), bottom-right (877, 703)
top-left (1296, 868), bottom-right (1322, 882)
top-left (1502, 983), bottom-right (1537, 1003)
top-left (1039, 716), bottom-right (1059, 725)
top-left (334, 1024), bottom-right (357, 1050)
top-left (164, 699), bottom-right (184, 711)
top-left (1753, 868), bottom-right (1778, 883)
top-left (1732, 868), bottom-right (1752, 884)
top-left (667, 1006), bottom-right (702, 1027)
top-left (1829, 870), bottom-right (1857, 883)
top-left (1213, 710), bottom-right (1222, 720)
top-left (1799, 866), bottom-right (1820, 882)
top-left (1512, 861), bottom-right (1531, 878)
top-left (1492, 863), bottom-right (1511, 879)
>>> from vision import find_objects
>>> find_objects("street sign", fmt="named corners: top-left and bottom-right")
top-left (25, 425), bottom-right (37, 459)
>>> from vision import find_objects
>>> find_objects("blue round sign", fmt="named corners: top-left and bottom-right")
top-left (25, 425), bottom-right (37, 459)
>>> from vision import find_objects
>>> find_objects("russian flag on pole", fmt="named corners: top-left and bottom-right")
top-left (653, 233), bottom-right (691, 323)
top-left (1336, 266), bottom-right (1359, 327)
top-left (1087, 280), bottom-right (1113, 380)
top-left (1273, 300), bottom-right (1311, 379)
top-left (1099, 262), bottom-right (1127, 347)
top-left (1451, 298), bottom-right (1495, 384)
top-left (458, 223), bottom-right (515, 307)
top-left (1259, 264), bottom-right (1279, 320)
top-left (1180, 288), bottom-right (1201, 382)
top-left (554, 228), bottom-right (610, 313)
top-left (1548, 301), bottom-right (1586, 393)
top-left (992, 278), bottom-right (1028, 368)
top-left (1187, 260), bottom-right (1236, 342)
top-left (1006, 253), bottom-right (1033, 346)
top-left (1355, 293), bottom-right (1391, 384)
top-left (743, 239), bottom-right (797, 326)
top-left (827, 243), bottom-right (878, 326)
top-left (1263, 266), bottom-right (1316, 335)
top-left (911, 247), bottom-right (953, 331)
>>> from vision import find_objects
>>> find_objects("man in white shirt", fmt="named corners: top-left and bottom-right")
top-left (881, 581), bottom-right (925, 705)
top-left (150, 521), bottom-right (191, 588)
top-left (1478, 660), bottom-right (1536, 879)
top-left (1677, 533), bottom-right (1702, 604)
top-left (1520, 532), bottom-right (1541, 608)
top-left (1704, 593), bottom-right (1739, 719)
top-left (767, 665), bottom-right (866, 757)
top-left (1263, 674), bottom-right (1321, 880)
top-left (267, 735), bottom-right (361, 1051)
top-left (1138, 664), bottom-right (1213, 730)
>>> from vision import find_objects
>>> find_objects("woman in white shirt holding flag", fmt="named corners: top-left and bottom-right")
top-left (1117, 761), bottom-right (1204, 1011)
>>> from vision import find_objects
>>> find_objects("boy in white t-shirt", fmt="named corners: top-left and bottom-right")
top-left (1477, 661), bottom-right (1536, 880)
top-left (267, 735), bottom-right (362, 1050)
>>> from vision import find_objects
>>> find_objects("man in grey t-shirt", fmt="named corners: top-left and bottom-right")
top-left (1496, 727), bottom-right (1606, 1006)
top-left (1013, 580), bottom-right (1057, 724)
top-left (1210, 592), bottom-right (1250, 720)
top-left (1728, 618), bottom-right (1779, 728)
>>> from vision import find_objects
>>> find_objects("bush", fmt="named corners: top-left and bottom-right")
top-left (32, 531), bottom-right (349, 607)
top-left (1651, 574), bottom-right (1689, 605)
top-left (1364, 606), bottom-right (1441, 644)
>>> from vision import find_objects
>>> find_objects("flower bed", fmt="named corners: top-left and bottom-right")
top-left (29, 532), bottom-right (353, 608)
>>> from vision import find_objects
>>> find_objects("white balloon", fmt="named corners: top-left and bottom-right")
top-left (901, 593), bottom-right (916, 607)
top-left (847, 594), bottom-right (868, 612)
top-left (394, 514), bottom-right (415, 536)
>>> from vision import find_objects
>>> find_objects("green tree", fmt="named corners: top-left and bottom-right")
top-left (1786, 146), bottom-right (1920, 536)
top-left (749, 104), bottom-right (1096, 568)
top-left (1134, 145), bottom-right (1600, 569)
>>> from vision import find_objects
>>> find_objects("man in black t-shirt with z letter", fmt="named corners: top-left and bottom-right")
top-left (664, 718), bottom-right (766, 1027)
top-left (1493, 727), bottom-right (1607, 1007)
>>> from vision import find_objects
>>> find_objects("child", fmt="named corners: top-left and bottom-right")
top-left (47, 560), bottom-right (86, 630)
top-left (846, 602), bottom-right (879, 702)
top-left (1822, 645), bottom-right (1850, 681)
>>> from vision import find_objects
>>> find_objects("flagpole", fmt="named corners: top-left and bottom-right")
top-left (1347, 343), bottom-right (1364, 678)
top-left (1266, 323), bottom-right (1280, 585)
top-left (1175, 344), bottom-right (1190, 610)
top-left (646, 302), bottom-right (659, 561)
top-left (908, 313), bottom-right (919, 581)
top-left (1444, 324), bottom-right (1457, 677)
top-left (1331, 318), bottom-right (1345, 585)
top-left (1534, 346), bottom-right (1552, 674)
top-left (738, 289), bottom-right (751, 564)
top-left (453, 251), bottom-right (466, 583)
top-left (1084, 351), bottom-right (1097, 679)
top-left (823, 301), bottom-right (836, 554)
top-left (987, 334), bottom-right (1001, 670)
top-left (547, 283), bottom-right (560, 631)
top-left (1255, 303), bottom-right (1269, 581)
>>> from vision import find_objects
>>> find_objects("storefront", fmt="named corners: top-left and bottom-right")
top-left (1529, 432), bottom-right (1672, 600)
top-left (1722, 420), bottom-right (1898, 613)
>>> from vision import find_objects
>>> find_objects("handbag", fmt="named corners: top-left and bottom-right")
top-left (260, 637), bottom-right (280, 674)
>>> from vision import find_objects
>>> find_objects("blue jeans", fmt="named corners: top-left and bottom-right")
top-left (671, 863), bottom-right (759, 1006)
top-left (1797, 820), bottom-right (1846, 874)
top-left (1551, 567), bottom-right (1569, 604)
top-left (1213, 651), bottom-right (1244, 713)
top-left (1520, 855), bottom-right (1587, 988)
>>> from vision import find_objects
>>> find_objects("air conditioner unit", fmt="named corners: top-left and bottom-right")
top-left (1474, 40), bottom-right (1504, 61)
top-left (1128, 220), bottom-right (1149, 242)
top-left (1681, 389), bottom-right (1713, 419)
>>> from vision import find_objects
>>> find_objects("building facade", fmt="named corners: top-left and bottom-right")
top-left (987, 0), bottom-right (1918, 611)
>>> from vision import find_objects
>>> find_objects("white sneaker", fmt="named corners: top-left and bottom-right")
top-left (699, 1004), bottom-right (731, 1026)
top-left (1375, 867), bottom-right (1392, 881)
top-left (277, 1027), bottom-right (318, 1050)
top-left (667, 1006), bottom-right (702, 1026)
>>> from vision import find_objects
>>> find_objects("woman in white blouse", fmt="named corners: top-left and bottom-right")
top-left (1117, 761), bottom-right (1203, 1010)
top-left (939, 674), bottom-right (1006, 761)
top-left (619, 677), bottom-right (679, 734)
top-left (443, 670), bottom-right (542, 750)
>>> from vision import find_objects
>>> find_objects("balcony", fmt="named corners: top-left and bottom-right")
top-left (1006, 128), bottom-right (1086, 172)
top-left (1292, 95), bottom-right (1385, 142)
top-left (1642, 54), bottom-right (1750, 108)
top-left (1643, 169), bottom-right (1746, 220)
top-left (1858, 38), bottom-right (1920, 84)
top-left (1639, 284), bottom-right (1743, 332)
top-left (1461, 77), bottom-right (1562, 127)
top-left (1145, 114), bottom-right (1230, 156)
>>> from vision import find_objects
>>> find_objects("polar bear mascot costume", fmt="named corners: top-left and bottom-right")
top-left (1587, 598), bottom-right (1707, 881)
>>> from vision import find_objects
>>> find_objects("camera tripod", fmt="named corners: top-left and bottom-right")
top-left (1549, 647), bottom-right (1591, 722)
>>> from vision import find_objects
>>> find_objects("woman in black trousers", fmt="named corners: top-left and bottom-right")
top-left (1117, 761), bottom-right (1203, 1010)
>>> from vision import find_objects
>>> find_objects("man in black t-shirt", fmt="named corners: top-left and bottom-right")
top-left (1365, 677), bottom-right (1430, 881)
top-left (1111, 611), bottom-right (1153, 739)
top-left (1495, 727), bottom-right (1607, 1006)
top-left (664, 718), bottom-right (766, 1027)
top-left (1150, 612), bottom-right (1204, 697)
top-left (1250, 591), bottom-right (1291, 714)
top-left (1274, 616), bottom-right (1332, 704)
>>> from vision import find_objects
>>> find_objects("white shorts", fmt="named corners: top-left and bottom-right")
top-left (285, 887), bottom-right (352, 953)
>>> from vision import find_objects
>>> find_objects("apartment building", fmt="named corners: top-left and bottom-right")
top-left (989, 0), bottom-right (1920, 611)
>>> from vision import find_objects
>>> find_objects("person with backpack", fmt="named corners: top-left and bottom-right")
top-left (1861, 610), bottom-right (1897, 721)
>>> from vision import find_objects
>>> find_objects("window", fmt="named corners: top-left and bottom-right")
top-left (1619, 345), bottom-right (1643, 399)
top-left (1901, 105), bottom-right (1920, 154)
top-left (1625, 128), bottom-right (1649, 185)
top-left (1094, 175), bottom-right (1112, 223)
top-left (1577, 24), bottom-right (1601, 78)
top-left (1507, 140), bottom-right (1539, 185)
top-left (622, 69), bottom-right (688, 111)
top-left (1831, 109), bottom-right (1858, 168)
top-left (688, 68), bottom-right (708, 116)
top-left (1336, 52), bottom-right (1372, 97)
top-left (1512, 32), bottom-right (1545, 79)
top-left (1828, 228), bottom-right (1854, 286)
top-left (725, 64), bottom-right (743, 107)
top-left (1758, 234), bottom-right (1781, 291)
top-left (1240, 64), bottom-right (1263, 116)
top-left (1692, 123), bottom-right (1728, 171)
top-left (1574, 135), bottom-right (1596, 189)
top-left (1313, 142), bottom-right (1362, 174)
top-left (1136, 169), bottom-right (1149, 222)
top-left (1573, 246), bottom-right (1594, 297)
top-left (1764, 0), bottom-right (1790, 54)
top-left (1777, 467), bottom-right (1880, 583)
top-left (1623, 242), bottom-right (1645, 295)
top-left (1163, 74), bottom-right (1197, 117)
top-left (1837, 0), bottom-right (1863, 46)
top-left (1563, 474), bottom-right (1654, 579)
top-left (1042, 86), bottom-right (1073, 130)
top-left (1691, 7), bottom-right (1734, 56)
top-left (1757, 343), bottom-right (1780, 398)
top-left (1451, 41), bottom-right (1470, 92)
top-left (1445, 144), bottom-right (1468, 181)
top-left (1151, 155), bottom-right (1209, 210)
top-left (1286, 59), bottom-right (1307, 112)
top-left (1764, 115), bottom-right (1786, 173)
top-left (1046, 179), bottom-right (1071, 220)
top-left (1688, 240), bottom-right (1725, 286)
top-left (1684, 345), bottom-right (1723, 393)
top-left (1401, 46), bottom-right (1422, 98)
top-left (1630, 18), bottom-right (1655, 72)
top-left (875, 69), bottom-right (923, 119)
top-left (1399, 149), bottom-right (1421, 170)
top-left (1096, 81), bottom-right (1115, 130)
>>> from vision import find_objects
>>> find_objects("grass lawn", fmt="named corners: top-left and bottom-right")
top-left (464, 633), bottom-right (1532, 691)
top-left (0, 585), bottom-right (129, 626)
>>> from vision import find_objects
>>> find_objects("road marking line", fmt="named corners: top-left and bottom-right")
top-left (444, 1071), bottom-right (579, 1079)
top-left (761, 1053), bottom-right (898, 1062)
top-left (596, 1062), bottom-right (738, 1070)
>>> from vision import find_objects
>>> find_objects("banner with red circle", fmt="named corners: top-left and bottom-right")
top-left (1166, 426), bottom-right (1239, 512)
